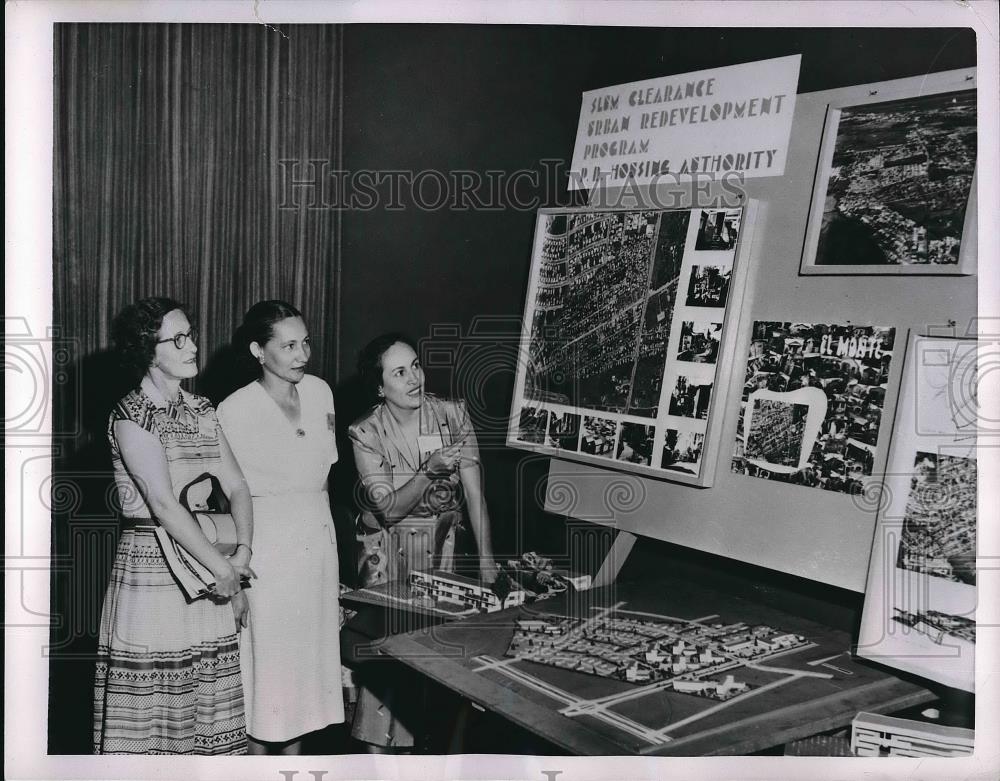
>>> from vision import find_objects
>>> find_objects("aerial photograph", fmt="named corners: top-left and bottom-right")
top-left (526, 210), bottom-right (690, 417)
top-left (745, 399), bottom-right (808, 467)
top-left (897, 452), bottom-right (977, 585)
top-left (817, 89), bottom-right (976, 266)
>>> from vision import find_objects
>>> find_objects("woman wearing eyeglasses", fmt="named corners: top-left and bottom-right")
top-left (217, 301), bottom-right (345, 755)
top-left (93, 297), bottom-right (256, 755)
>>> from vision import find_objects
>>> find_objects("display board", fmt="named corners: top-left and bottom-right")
top-left (857, 335), bottom-right (977, 691)
top-left (540, 70), bottom-right (978, 591)
top-left (507, 205), bottom-right (757, 487)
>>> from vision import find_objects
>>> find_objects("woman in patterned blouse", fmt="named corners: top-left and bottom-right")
top-left (93, 297), bottom-right (256, 754)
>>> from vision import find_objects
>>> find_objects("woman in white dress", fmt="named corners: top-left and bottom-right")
top-left (217, 300), bottom-right (344, 755)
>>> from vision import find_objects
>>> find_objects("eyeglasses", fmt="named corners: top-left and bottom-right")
top-left (156, 329), bottom-right (198, 350)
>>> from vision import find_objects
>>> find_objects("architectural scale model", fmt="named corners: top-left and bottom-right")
top-left (409, 569), bottom-right (527, 614)
top-left (504, 552), bottom-right (594, 595)
top-left (851, 711), bottom-right (974, 757)
top-left (504, 611), bottom-right (809, 700)
top-left (459, 603), bottom-right (831, 747)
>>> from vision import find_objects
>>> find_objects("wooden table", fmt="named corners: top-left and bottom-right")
top-left (340, 580), bottom-right (460, 664)
top-left (376, 574), bottom-right (935, 755)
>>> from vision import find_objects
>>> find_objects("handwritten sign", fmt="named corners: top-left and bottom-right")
top-left (569, 55), bottom-right (800, 189)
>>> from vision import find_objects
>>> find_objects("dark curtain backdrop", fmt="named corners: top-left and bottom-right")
top-left (54, 22), bottom-right (342, 430)
top-left (49, 23), bottom-right (342, 753)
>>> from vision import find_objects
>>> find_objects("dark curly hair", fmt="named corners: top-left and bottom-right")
top-left (356, 332), bottom-right (418, 403)
top-left (233, 300), bottom-right (304, 376)
top-left (112, 297), bottom-right (186, 379)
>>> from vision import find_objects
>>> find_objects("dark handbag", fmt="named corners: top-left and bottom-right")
top-left (155, 473), bottom-right (242, 599)
top-left (179, 473), bottom-right (238, 556)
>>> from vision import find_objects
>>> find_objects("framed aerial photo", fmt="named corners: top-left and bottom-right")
top-left (800, 68), bottom-right (976, 275)
top-left (857, 335), bottom-right (977, 691)
top-left (508, 204), bottom-right (757, 487)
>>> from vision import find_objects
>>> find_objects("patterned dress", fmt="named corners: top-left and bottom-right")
top-left (93, 381), bottom-right (246, 755)
top-left (347, 394), bottom-right (477, 748)
top-left (349, 393), bottom-right (474, 585)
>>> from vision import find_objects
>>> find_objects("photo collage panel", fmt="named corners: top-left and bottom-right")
top-left (511, 207), bottom-right (744, 482)
top-left (731, 321), bottom-right (896, 494)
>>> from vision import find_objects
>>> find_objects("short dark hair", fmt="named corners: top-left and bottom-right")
top-left (356, 332), bottom-right (417, 402)
top-left (112, 297), bottom-right (186, 379)
top-left (234, 300), bottom-right (304, 375)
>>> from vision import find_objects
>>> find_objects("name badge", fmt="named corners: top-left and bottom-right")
top-left (198, 415), bottom-right (216, 439)
top-left (417, 434), bottom-right (445, 460)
